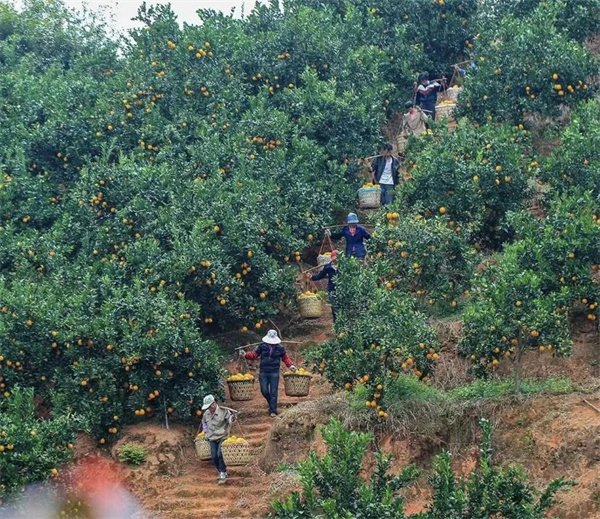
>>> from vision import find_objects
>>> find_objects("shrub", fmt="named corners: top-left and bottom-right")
top-left (426, 418), bottom-right (573, 518)
top-left (271, 418), bottom-right (572, 518)
top-left (270, 418), bottom-right (419, 518)
top-left (118, 443), bottom-right (147, 466)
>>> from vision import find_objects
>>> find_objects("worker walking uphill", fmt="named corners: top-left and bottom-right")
top-left (371, 143), bottom-right (401, 206)
top-left (241, 330), bottom-right (296, 417)
top-left (325, 213), bottom-right (371, 260)
top-left (309, 249), bottom-right (339, 322)
top-left (201, 394), bottom-right (236, 484)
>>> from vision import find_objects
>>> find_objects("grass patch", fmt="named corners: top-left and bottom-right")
top-left (449, 377), bottom-right (574, 400)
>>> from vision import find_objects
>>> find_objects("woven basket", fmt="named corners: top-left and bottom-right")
top-left (227, 379), bottom-right (255, 401)
top-left (194, 438), bottom-right (211, 460)
top-left (435, 102), bottom-right (456, 121)
top-left (283, 373), bottom-right (312, 397)
top-left (442, 87), bottom-right (461, 102)
top-left (396, 135), bottom-right (408, 154)
top-left (221, 440), bottom-right (252, 466)
top-left (358, 187), bottom-right (381, 209)
top-left (317, 253), bottom-right (332, 266)
top-left (298, 295), bottom-right (322, 319)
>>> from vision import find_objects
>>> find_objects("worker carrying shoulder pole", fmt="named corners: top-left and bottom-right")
top-left (240, 330), bottom-right (296, 417)
top-left (414, 72), bottom-right (446, 120)
top-left (325, 213), bottom-right (371, 260)
top-left (200, 394), bottom-right (236, 484)
top-left (370, 143), bottom-right (401, 206)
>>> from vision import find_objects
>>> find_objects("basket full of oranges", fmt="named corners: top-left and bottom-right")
top-left (226, 373), bottom-right (255, 401)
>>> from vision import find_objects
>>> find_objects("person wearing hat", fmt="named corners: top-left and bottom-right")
top-left (414, 72), bottom-right (445, 120)
top-left (370, 143), bottom-right (401, 206)
top-left (241, 330), bottom-right (296, 417)
top-left (325, 213), bottom-right (371, 260)
top-left (201, 394), bottom-right (236, 484)
top-left (309, 249), bottom-right (339, 322)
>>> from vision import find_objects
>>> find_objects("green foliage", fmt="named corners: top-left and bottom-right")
top-left (0, 387), bottom-right (79, 497)
top-left (369, 213), bottom-right (477, 308)
top-left (270, 418), bottom-right (419, 518)
top-left (448, 377), bottom-right (573, 400)
top-left (305, 258), bottom-right (440, 419)
top-left (456, 2), bottom-right (597, 124)
top-left (398, 122), bottom-right (532, 246)
top-left (118, 443), bottom-right (147, 466)
top-left (459, 191), bottom-right (600, 381)
top-left (426, 418), bottom-right (573, 518)
top-left (541, 99), bottom-right (600, 197)
top-left (271, 418), bottom-right (572, 519)
top-left (473, 0), bottom-right (600, 43)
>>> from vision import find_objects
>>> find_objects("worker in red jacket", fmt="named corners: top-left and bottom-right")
top-left (241, 330), bottom-right (296, 417)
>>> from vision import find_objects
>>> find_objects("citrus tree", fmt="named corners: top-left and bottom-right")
top-left (306, 258), bottom-right (441, 419)
top-left (0, 387), bottom-right (80, 497)
top-left (540, 99), bottom-right (600, 197)
top-left (459, 191), bottom-right (600, 384)
top-left (455, 1), bottom-right (597, 124)
top-left (368, 213), bottom-right (477, 310)
top-left (397, 121), bottom-right (532, 247)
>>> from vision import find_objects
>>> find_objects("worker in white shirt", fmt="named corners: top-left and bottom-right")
top-left (371, 143), bottom-right (401, 206)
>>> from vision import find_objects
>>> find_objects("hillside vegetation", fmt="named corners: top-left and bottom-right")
top-left (0, 0), bottom-right (598, 508)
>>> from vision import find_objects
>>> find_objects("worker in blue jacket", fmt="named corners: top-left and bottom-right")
top-left (325, 213), bottom-right (371, 260)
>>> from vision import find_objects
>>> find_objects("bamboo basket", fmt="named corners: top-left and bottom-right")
top-left (297, 294), bottom-right (322, 319)
top-left (443, 86), bottom-right (462, 102)
top-left (227, 379), bottom-right (255, 401)
top-left (435, 102), bottom-right (456, 121)
top-left (283, 373), bottom-right (312, 397)
top-left (317, 252), bottom-right (333, 266)
top-left (358, 186), bottom-right (381, 209)
top-left (221, 440), bottom-right (252, 466)
top-left (194, 437), bottom-right (211, 460)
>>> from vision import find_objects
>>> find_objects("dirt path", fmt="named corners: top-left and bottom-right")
top-left (122, 308), bottom-right (335, 518)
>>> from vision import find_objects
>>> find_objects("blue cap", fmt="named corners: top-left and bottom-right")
top-left (347, 213), bottom-right (359, 224)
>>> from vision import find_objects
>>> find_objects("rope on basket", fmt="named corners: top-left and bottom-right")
top-left (319, 234), bottom-right (335, 256)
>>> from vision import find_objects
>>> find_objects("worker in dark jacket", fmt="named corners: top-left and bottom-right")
top-left (309, 250), bottom-right (338, 322)
top-left (241, 330), bottom-right (296, 417)
top-left (325, 213), bottom-right (371, 260)
top-left (414, 72), bottom-right (445, 120)
top-left (371, 143), bottom-right (401, 205)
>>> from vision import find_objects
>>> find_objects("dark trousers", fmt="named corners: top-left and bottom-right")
top-left (259, 371), bottom-right (280, 414)
top-left (380, 184), bottom-right (394, 205)
top-left (209, 439), bottom-right (226, 473)
top-left (420, 102), bottom-right (436, 120)
top-left (328, 291), bottom-right (337, 323)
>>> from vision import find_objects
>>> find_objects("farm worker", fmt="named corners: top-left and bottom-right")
top-left (309, 249), bottom-right (339, 322)
top-left (201, 394), bottom-right (236, 484)
top-left (414, 72), bottom-right (445, 120)
top-left (241, 330), bottom-right (296, 417)
top-left (370, 143), bottom-right (401, 205)
top-left (401, 101), bottom-right (428, 138)
top-left (325, 213), bottom-right (371, 260)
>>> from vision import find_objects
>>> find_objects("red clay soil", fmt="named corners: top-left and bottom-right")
top-left (114, 309), bottom-right (335, 519)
